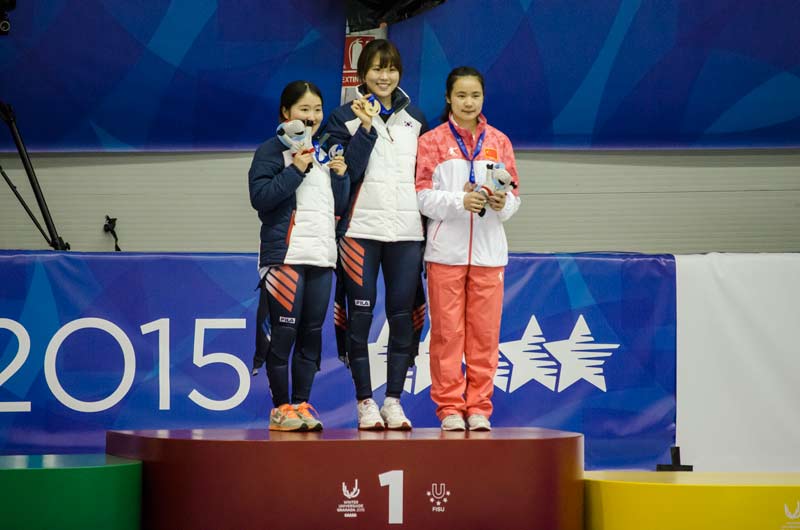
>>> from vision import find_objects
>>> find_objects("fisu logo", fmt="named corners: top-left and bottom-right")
top-left (787, 501), bottom-right (800, 520)
top-left (367, 313), bottom-right (619, 394)
top-left (426, 483), bottom-right (451, 512)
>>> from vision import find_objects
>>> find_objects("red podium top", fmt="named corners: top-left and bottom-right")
top-left (108, 427), bottom-right (583, 530)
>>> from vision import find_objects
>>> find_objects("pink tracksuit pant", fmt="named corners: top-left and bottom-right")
top-left (427, 262), bottom-right (504, 420)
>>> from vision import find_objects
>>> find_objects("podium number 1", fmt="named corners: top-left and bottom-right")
top-left (379, 470), bottom-right (403, 524)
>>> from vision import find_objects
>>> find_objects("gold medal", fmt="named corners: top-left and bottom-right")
top-left (364, 97), bottom-right (381, 117)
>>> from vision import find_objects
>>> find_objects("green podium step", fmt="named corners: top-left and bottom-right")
top-left (0, 454), bottom-right (141, 530)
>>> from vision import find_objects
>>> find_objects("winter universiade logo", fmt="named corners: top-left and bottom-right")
top-left (342, 480), bottom-right (360, 499)
top-left (783, 501), bottom-right (800, 530)
top-left (368, 314), bottom-right (620, 394)
top-left (337, 479), bottom-right (365, 519)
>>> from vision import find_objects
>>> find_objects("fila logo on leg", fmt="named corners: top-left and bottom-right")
top-left (354, 299), bottom-right (371, 307)
top-left (279, 316), bottom-right (296, 324)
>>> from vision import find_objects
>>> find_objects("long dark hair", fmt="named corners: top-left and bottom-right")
top-left (279, 80), bottom-right (323, 122)
top-left (357, 39), bottom-right (403, 82)
top-left (440, 66), bottom-right (485, 123)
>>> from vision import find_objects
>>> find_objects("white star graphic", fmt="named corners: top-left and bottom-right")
top-left (496, 315), bottom-right (558, 392)
top-left (544, 315), bottom-right (618, 392)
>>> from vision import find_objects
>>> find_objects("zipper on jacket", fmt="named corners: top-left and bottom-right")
top-left (285, 209), bottom-right (296, 245)
top-left (375, 119), bottom-right (394, 144)
top-left (432, 220), bottom-right (443, 241)
top-left (468, 213), bottom-right (474, 266)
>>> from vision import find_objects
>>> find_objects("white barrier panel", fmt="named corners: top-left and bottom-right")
top-left (676, 253), bottom-right (800, 471)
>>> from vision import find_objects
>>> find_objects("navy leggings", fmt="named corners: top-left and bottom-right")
top-left (338, 237), bottom-right (423, 400)
top-left (263, 264), bottom-right (332, 407)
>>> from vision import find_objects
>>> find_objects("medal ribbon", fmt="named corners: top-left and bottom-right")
top-left (368, 94), bottom-right (394, 115)
top-left (313, 133), bottom-right (331, 164)
top-left (448, 121), bottom-right (485, 184)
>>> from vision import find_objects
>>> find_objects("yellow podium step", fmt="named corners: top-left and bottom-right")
top-left (585, 471), bottom-right (800, 530)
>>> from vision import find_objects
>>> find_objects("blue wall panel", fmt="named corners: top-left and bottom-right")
top-left (0, 1), bottom-right (345, 151)
top-left (391, 0), bottom-right (800, 148)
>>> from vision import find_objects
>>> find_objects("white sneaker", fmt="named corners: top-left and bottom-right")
top-left (467, 414), bottom-right (491, 431)
top-left (441, 414), bottom-right (466, 431)
top-left (357, 398), bottom-right (385, 430)
top-left (380, 397), bottom-right (412, 430)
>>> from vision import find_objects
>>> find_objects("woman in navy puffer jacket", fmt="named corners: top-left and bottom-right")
top-left (248, 80), bottom-right (349, 432)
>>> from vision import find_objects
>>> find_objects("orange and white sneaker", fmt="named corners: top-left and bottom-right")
top-left (294, 402), bottom-right (323, 431)
top-left (269, 403), bottom-right (306, 431)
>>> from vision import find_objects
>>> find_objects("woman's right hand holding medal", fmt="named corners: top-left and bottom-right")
top-left (351, 95), bottom-right (376, 132)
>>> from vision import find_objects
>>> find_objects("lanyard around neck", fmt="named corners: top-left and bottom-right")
top-left (448, 121), bottom-right (485, 184)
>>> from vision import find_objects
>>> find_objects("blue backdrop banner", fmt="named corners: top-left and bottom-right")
top-left (0, 1), bottom-right (345, 151)
top-left (4, 2), bottom-right (799, 151)
top-left (0, 251), bottom-right (675, 469)
top-left (390, 1), bottom-right (800, 148)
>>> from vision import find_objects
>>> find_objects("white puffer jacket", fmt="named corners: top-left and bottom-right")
top-left (324, 87), bottom-right (428, 242)
top-left (281, 150), bottom-right (339, 267)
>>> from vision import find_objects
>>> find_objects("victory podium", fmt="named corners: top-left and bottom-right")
top-left (107, 427), bottom-right (583, 530)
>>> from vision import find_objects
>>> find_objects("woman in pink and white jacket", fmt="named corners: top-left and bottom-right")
top-left (415, 66), bottom-right (521, 432)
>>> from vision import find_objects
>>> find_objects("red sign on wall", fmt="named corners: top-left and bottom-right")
top-left (342, 35), bottom-right (375, 88)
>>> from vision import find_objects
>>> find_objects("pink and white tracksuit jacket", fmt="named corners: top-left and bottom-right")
top-left (415, 115), bottom-right (521, 420)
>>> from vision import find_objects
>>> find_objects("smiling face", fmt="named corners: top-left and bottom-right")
top-left (447, 75), bottom-right (484, 129)
top-left (281, 90), bottom-right (323, 135)
top-left (363, 54), bottom-right (400, 107)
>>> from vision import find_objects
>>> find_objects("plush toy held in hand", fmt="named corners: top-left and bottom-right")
top-left (276, 119), bottom-right (315, 173)
top-left (478, 162), bottom-right (516, 217)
